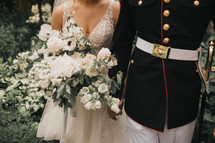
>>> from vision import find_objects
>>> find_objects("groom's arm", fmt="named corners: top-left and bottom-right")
top-left (109, 0), bottom-right (136, 99)
top-left (213, 7), bottom-right (215, 31)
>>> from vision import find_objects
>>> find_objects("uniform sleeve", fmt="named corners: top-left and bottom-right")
top-left (212, 4), bottom-right (215, 30)
top-left (109, 0), bottom-right (136, 98)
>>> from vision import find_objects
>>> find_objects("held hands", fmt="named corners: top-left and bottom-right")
top-left (107, 75), bottom-right (127, 120)
top-left (107, 99), bottom-right (124, 120)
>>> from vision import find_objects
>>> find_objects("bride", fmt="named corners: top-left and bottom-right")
top-left (37, 0), bottom-right (129, 143)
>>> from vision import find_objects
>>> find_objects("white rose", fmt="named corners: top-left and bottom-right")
top-left (80, 94), bottom-right (92, 104)
top-left (110, 104), bottom-right (120, 114)
top-left (70, 52), bottom-right (82, 64)
top-left (84, 102), bottom-right (93, 110)
top-left (38, 24), bottom-right (52, 41)
top-left (49, 53), bottom-right (80, 78)
top-left (97, 48), bottom-right (111, 60)
top-left (94, 100), bottom-right (101, 109)
top-left (47, 36), bottom-right (66, 52)
top-left (86, 66), bottom-right (98, 77)
top-left (81, 54), bottom-right (96, 69)
top-left (98, 83), bottom-right (109, 94)
top-left (50, 30), bottom-right (60, 38)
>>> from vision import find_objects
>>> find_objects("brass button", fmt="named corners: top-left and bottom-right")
top-left (164, 0), bottom-right (171, 3)
top-left (131, 60), bottom-right (134, 64)
top-left (163, 10), bottom-right (170, 17)
top-left (194, 0), bottom-right (200, 6)
top-left (163, 38), bottom-right (170, 44)
top-left (163, 24), bottom-right (170, 31)
top-left (138, 0), bottom-right (143, 6)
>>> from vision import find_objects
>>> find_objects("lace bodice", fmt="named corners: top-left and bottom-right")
top-left (62, 0), bottom-right (115, 53)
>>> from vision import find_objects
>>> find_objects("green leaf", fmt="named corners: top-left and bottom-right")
top-left (66, 84), bottom-right (71, 94)
top-left (117, 71), bottom-right (123, 85)
top-left (80, 75), bottom-right (84, 85)
top-left (85, 75), bottom-right (90, 85)
top-left (57, 84), bottom-right (66, 99)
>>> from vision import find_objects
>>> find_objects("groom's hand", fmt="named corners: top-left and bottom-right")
top-left (107, 99), bottom-right (124, 120)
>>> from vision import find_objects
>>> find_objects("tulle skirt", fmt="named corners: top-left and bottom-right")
top-left (37, 97), bottom-right (129, 143)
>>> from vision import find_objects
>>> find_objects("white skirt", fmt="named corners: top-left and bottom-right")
top-left (37, 97), bottom-right (129, 143)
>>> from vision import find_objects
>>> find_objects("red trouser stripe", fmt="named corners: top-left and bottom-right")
top-left (161, 0), bottom-right (169, 128)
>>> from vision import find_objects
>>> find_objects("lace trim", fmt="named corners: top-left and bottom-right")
top-left (63, 3), bottom-right (70, 25)
top-left (62, 0), bottom-right (115, 54)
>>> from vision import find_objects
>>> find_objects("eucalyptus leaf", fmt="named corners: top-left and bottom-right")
top-left (117, 71), bottom-right (123, 86)
top-left (66, 84), bottom-right (71, 94)
top-left (57, 84), bottom-right (66, 99)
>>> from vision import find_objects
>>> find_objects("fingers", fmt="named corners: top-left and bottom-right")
top-left (117, 110), bottom-right (123, 116)
top-left (119, 99), bottom-right (124, 110)
top-left (107, 107), bottom-right (118, 120)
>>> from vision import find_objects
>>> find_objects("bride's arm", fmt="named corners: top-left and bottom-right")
top-left (51, 5), bottom-right (64, 31)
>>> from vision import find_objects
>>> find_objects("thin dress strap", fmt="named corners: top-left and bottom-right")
top-left (63, 2), bottom-right (70, 24)
top-left (106, 0), bottom-right (114, 17)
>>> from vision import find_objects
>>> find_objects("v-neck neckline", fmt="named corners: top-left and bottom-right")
top-left (68, 0), bottom-right (112, 38)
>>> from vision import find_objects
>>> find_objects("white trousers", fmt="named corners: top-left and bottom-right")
top-left (127, 116), bottom-right (196, 143)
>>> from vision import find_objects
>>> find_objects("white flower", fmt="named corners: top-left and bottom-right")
top-left (51, 78), bottom-right (62, 86)
top-left (84, 102), bottom-right (93, 110)
top-left (0, 90), bottom-right (5, 100)
top-left (63, 38), bottom-right (77, 51)
top-left (112, 98), bottom-right (120, 106)
top-left (108, 58), bottom-right (118, 68)
top-left (94, 100), bottom-right (101, 109)
top-left (81, 54), bottom-right (96, 69)
top-left (38, 79), bottom-right (50, 89)
top-left (20, 63), bottom-right (28, 71)
top-left (80, 94), bottom-right (92, 104)
top-left (98, 83), bottom-right (109, 94)
top-left (47, 36), bottom-right (66, 52)
top-left (79, 87), bottom-right (90, 95)
top-left (110, 104), bottom-right (120, 114)
top-left (50, 30), bottom-right (60, 38)
top-left (92, 79), bottom-right (102, 87)
top-left (86, 66), bottom-right (98, 77)
top-left (13, 59), bottom-right (18, 65)
top-left (92, 92), bottom-right (100, 99)
top-left (70, 52), bottom-right (82, 64)
top-left (49, 53), bottom-right (80, 78)
top-left (38, 24), bottom-right (52, 41)
top-left (97, 48), bottom-right (111, 60)
top-left (29, 51), bottom-right (39, 61)
top-left (18, 51), bottom-right (30, 58)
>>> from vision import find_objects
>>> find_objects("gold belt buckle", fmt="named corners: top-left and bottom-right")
top-left (152, 44), bottom-right (171, 59)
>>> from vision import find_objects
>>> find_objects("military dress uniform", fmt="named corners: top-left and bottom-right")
top-left (109, 0), bottom-right (215, 142)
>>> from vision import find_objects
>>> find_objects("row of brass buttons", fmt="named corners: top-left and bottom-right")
top-left (163, 0), bottom-right (170, 44)
top-left (138, 0), bottom-right (199, 6)
top-left (137, 0), bottom-right (199, 44)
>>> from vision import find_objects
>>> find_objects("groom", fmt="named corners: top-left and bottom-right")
top-left (108, 0), bottom-right (215, 142)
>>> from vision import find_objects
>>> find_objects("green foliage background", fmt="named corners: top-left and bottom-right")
top-left (0, 0), bottom-right (214, 143)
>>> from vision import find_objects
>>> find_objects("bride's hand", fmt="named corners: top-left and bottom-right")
top-left (107, 99), bottom-right (124, 120)
top-left (108, 73), bottom-right (127, 120)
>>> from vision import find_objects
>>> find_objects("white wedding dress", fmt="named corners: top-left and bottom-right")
top-left (37, 1), bottom-right (129, 143)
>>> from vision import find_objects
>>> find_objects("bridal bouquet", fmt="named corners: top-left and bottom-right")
top-left (26, 14), bottom-right (123, 114)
